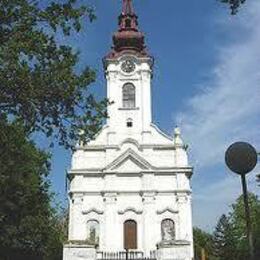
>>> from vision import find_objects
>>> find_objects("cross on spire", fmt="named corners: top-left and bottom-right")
top-left (122, 0), bottom-right (135, 15)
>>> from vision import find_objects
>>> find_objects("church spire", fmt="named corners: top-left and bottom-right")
top-left (105, 0), bottom-right (149, 60)
top-left (122, 0), bottom-right (134, 15)
top-left (118, 0), bottom-right (138, 32)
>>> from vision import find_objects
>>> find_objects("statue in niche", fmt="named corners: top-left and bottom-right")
top-left (161, 219), bottom-right (175, 242)
top-left (86, 220), bottom-right (99, 246)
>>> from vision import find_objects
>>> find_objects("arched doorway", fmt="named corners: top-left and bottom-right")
top-left (124, 220), bottom-right (137, 250)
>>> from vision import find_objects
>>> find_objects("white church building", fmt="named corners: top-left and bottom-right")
top-left (64, 1), bottom-right (194, 260)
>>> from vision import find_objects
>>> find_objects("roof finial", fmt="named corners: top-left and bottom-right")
top-left (122, 0), bottom-right (134, 15)
top-left (174, 126), bottom-right (184, 147)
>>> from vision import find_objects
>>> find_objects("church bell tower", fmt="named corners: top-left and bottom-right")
top-left (103, 0), bottom-right (154, 140)
top-left (64, 1), bottom-right (194, 260)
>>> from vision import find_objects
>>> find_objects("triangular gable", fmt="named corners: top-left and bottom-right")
top-left (104, 148), bottom-right (154, 172)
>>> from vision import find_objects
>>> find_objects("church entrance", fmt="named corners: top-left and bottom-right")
top-left (124, 220), bottom-right (137, 250)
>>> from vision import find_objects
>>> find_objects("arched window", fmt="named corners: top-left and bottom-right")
top-left (161, 219), bottom-right (175, 241)
top-left (123, 83), bottom-right (136, 108)
top-left (124, 220), bottom-right (137, 250)
top-left (86, 220), bottom-right (100, 246)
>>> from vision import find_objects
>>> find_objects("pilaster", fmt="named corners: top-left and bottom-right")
top-left (69, 193), bottom-right (84, 241)
top-left (142, 192), bottom-right (156, 254)
top-left (103, 193), bottom-right (118, 250)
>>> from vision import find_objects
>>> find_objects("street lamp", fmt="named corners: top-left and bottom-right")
top-left (225, 142), bottom-right (257, 260)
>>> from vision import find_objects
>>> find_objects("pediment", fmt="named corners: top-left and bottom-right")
top-left (104, 148), bottom-right (153, 172)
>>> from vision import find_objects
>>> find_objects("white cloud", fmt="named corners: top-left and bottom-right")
top-left (176, 1), bottom-right (260, 230)
top-left (192, 166), bottom-right (260, 231)
top-left (177, 3), bottom-right (260, 169)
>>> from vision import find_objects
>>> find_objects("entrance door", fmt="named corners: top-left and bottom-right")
top-left (124, 220), bottom-right (137, 250)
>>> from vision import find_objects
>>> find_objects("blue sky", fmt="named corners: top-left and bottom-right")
top-left (45, 0), bottom-right (260, 231)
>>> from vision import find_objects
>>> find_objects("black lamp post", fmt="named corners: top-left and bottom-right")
top-left (225, 142), bottom-right (258, 260)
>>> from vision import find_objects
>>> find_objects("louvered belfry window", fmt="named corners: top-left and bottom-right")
top-left (123, 83), bottom-right (136, 108)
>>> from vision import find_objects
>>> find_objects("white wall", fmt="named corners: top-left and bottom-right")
top-left (66, 54), bottom-right (193, 260)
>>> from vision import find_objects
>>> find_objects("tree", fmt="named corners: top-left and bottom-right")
top-left (218, 0), bottom-right (246, 15)
top-left (212, 214), bottom-right (236, 260)
top-left (212, 194), bottom-right (260, 260)
top-left (193, 227), bottom-right (215, 260)
top-left (0, 116), bottom-right (65, 259)
top-left (230, 193), bottom-right (260, 260)
top-left (0, 0), bottom-right (108, 149)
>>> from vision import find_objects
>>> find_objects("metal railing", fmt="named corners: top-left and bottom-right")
top-left (97, 250), bottom-right (157, 260)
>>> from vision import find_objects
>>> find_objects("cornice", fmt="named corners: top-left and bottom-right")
top-left (76, 143), bottom-right (179, 152)
top-left (68, 166), bottom-right (193, 175)
top-left (68, 189), bottom-right (192, 196)
top-left (104, 54), bottom-right (153, 66)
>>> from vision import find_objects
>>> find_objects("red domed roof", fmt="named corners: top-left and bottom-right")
top-left (105, 0), bottom-right (149, 60)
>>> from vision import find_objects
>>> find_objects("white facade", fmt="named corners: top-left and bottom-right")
top-left (64, 2), bottom-right (193, 260)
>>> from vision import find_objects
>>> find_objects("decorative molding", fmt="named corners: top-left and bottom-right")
top-left (105, 54), bottom-right (153, 67)
top-left (118, 207), bottom-right (143, 215)
top-left (157, 240), bottom-right (191, 248)
top-left (75, 142), bottom-right (191, 153)
top-left (103, 192), bottom-right (117, 204)
top-left (120, 138), bottom-right (141, 149)
top-left (156, 207), bottom-right (178, 215)
top-left (64, 242), bottom-right (96, 248)
top-left (82, 208), bottom-right (104, 215)
top-left (69, 189), bottom-right (192, 196)
top-left (177, 194), bottom-right (189, 204)
top-left (68, 167), bottom-right (193, 176)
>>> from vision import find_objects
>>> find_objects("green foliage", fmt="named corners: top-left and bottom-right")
top-left (212, 193), bottom-right (260, 260)
top-left (218, 0), bottom-right (246, 15)
top-left (230, 193), bottom-right (260, 260)
top-left (193, 227), bottom-right (215, 260)
top-left (0, 117), bottom-right (65, 259)
top-left (0, 0), bottom-right (108, 149)
top-left (212, 214), bottom-right (236, 260)
top-left (195, 194), bottom-right (260, 260)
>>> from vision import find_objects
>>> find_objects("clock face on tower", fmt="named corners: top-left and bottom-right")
top-left (121, 60), bottom-right (136, 73)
